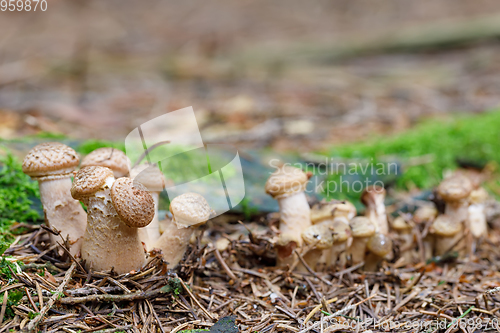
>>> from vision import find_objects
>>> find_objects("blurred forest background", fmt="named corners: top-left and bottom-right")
top-left (1, 0), bottom-right (500, 152)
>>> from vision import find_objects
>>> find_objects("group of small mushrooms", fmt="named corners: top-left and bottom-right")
top-left (22, 142), bottom-right (491, 274)
top-left (266, 165), bottom-right (492, 271)
top-left (22, 143), bottom-right (211, 274)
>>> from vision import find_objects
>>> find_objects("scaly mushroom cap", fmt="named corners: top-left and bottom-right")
top-left (81, 147), bottom-right (130, 178)
top-left (301, 221), bottom-right (334, 250)
top-left (413, 205), bottom-right (438, 224)
top-left (361, 185), bottom-right (386, 207)
top-left (130, 163), bottom-right (165, 192)
top-left (111, 177), bottom-right (155, 228)
top-left (71, 166), bottom-right (114, 200)
top-left (469, 188), bottom-right (488, 205)
top-left (430, 215), bottom-right (462, 237)
top-left (170, 193), bottom-right (212, 229)
top-left (367, 233), bottom-right (392, 257)
top-left (265, 165), bottom-right (310, 198)
top-left (350, 216), bottom-right (376, 238)
top-left (22, 142), bottom-right (79, 179)
top-left (311, 200), bottom-right (356, 224)
top-left (437, 175), bottom-right (473, 202)
top-left (391, 216), bottom-right (412, 231)
top-left (331, 218), bottom-right (350, 242)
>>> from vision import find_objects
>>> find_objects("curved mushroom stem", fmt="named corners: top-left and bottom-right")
top-left (445, 200), bottom-right (469, 225)
top-left (326, 241), bottom-right (348, 269)
top-left (276, 192), bottom-right (311, 266)
top-left (38, 177), bottom-right (86, 256)
top-left (152, 219), bottom-right (195, 268)
top-left (81, 177), bottom-right (146, 274)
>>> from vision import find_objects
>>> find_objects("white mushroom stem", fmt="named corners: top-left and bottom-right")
top-left (276, 192), bottom-right (311, 265)
top-left (81, 177), bottom-right (146, 274)
top-left (152, 219), bottom-right (197, 268)
top-left (398, 231), bottom-right (414, 263)
top-left (38, 176), bottom-right (86, 256)
top-left (366, 197), bottom-right (388, 234)
top-left (468, 203), bottom-right (487, 238)
top-left (326, 241), bottom-right (349, 268)
top-left (142, 191), bottom-right (161, 245)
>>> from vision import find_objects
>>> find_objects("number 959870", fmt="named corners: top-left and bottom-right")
top-left (1, 0), bottom-right (47, 11)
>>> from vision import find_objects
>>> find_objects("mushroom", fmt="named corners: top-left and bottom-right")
top-left (130, 163), bottom-right (166, 246)
top-left (412, 205), bottom-right (438, 260)
top-left (265, 165), bottom-right (312, 267)
top-left (22, 142), bottom-right (87, 255)
top-left (365, 233), bottom-right (393, 271)
top-left (391, 216), bottom-right (414, 263)
top-left (429, 215), bottom-right (462, 256)
top-left (361, 186), bottom-right (388, 234)
top-left (467, 187), bottom-right (489, 239)
top-left (326, 217), bottom-right (351, 269)
top-left (80, 147), bottom-right (131, 178)
top-left (436, 175), bottom-right (472, 225)
top-left (301, 221), bottom-right (334, 271)
top-left (311, 200), bottom-right (356, 223)
top-left (152, 192), bottom-right (211, 268)
top-left (349, 216), bottom-right (376, 265)
top-left (71, 166), bottom-right (154, 273)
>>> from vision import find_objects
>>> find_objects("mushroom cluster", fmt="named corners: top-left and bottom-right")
top-left (23, 143), bottom-right (214, 274)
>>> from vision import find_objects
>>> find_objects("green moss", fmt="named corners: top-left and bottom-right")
top-left (0, 149), bottom-right (41, 253)
top-left (322, 110), bottom-right (500, 202)
top-left (75, 140), bottom-right (125, 155)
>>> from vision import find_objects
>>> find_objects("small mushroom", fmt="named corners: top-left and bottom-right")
top-left (467, 188), bottom-right (489, 239)
top-left (301, 221), bottom-right (334, 271)
top-left (80, 147), bottom-right (131, 178)
top-left (437, 175), bottom-right (472, 225)
top-left (391, 216), bottom-right (414, 263)
top-left (152, 192), bottom-right (211, 268)
top-left (326, 217), bottom-right (351, 269)
top-left (361, 186), bottom-right (388, 234)
top-left (365, 233), bottom-right (393, 271)
top-left (349, 216), bottom-right (376, 265)
top-left (412, 205), bottom-right (438, 260)
top-left (130, 163), bottom-right (166, 246)
top-left (72, 166), bottom-right (154, 273)
top-left (429, 215), bottom-right (462, 256)
top-left (311, 200), bottom-right (356, 223)
top-left (265, 165), bottom-right (312, 267)
top-left (22, 142), bottom-right (87, 255)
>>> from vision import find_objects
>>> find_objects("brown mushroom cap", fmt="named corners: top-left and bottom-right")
top-left (110, 177), bottom-right (155, 228)
top-left (437, 175), bottom-right (473, 202)
top-left (391, 216), bottom-right (412, 231)
top-left (81, 147), bottom-right (130, 178)
top-left (22, 142), bottom-right (79, 179)
top-left (265, 165), bottom-right (310, 198)
top-left (413, 205), bottom-right (438, 224)
top-left (301, 221), bottom-right (334, 249)
top-left (361, 185), bottom-right (386, 207)
top-left (311, 200), bottom-right (356, 224)
top-left (331, 218), bottom-right (350, 242)
top-left (169, 193), bottom-right (212, 228)
top-left (367, 233), bottom-right (392, 257)
top-left (350, 216), bottom-right (376, 238)
top-left (71, 166), bottom-right (114, 200)
top-left (430, 215), bottom-right (461, 236)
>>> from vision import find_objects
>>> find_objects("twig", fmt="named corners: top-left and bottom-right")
top-left (24, 261), bottom-right (77, 332)
top-left (293, 249), bottom-right (332, 286)
top-left (176, 275), bottom-right (215, 321)
top-left (214, 249), bottom-right (237, 281)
